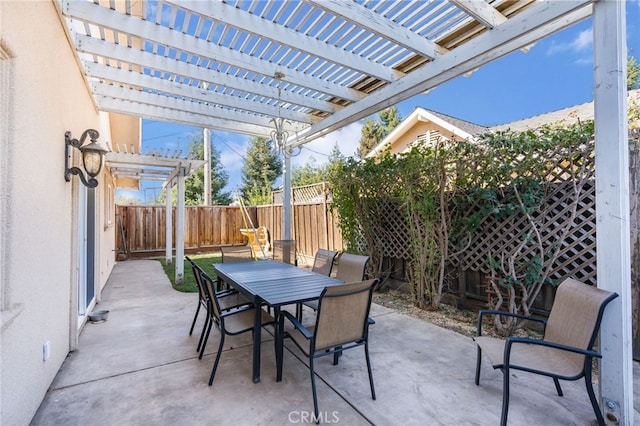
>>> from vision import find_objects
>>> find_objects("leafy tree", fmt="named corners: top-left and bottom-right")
top-left (291, 156), bottom-right (328, 186)
top-left (241, 136), bottom-right (282, 205)
top-left (156, 134), bottom-right (232, 206)
top-left (357, 106), bottom-right (402, 157)
top-left (629, 56), bottom-right (640, 90)
top-left (290, 145), bottom-right (346, 187)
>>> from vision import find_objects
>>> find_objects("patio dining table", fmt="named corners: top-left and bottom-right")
top-left (213, 259), bottom-right (343, 383)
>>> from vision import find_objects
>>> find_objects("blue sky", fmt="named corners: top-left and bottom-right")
top-left (121, 2), bottom-right (640, 204)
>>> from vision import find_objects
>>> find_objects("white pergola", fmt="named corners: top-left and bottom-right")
top-left (56, 1), bottom-right (631, 423)
top-left (105, 150), bottom-right (205, 282)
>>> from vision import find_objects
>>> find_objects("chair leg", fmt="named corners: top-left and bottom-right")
top-left (196, 312), bottom-right (209, 353)
top-left (189, 302), bottom-right (201, 335)
top-left (333, 346), bottom-right (343, 365)
top-left (364, 342), bottom-right (376, 400)
top-left (199, 316), bottom-right (213, 360)
top-left (310, 357), bottom-right (320, 424)
top-left (584, 364), bottom-right (605, 426)
top-left (553, 378), bottom-right (564, 397)
top-left (500, 365), bottom-right (510, 426)
top-left (296, 303), bottom-right (303, 322)
top-left (276, 313), bottom-right (284, 382)
top-left (208, 332), bottom-right (226, 386)
top-left (475, 346), bottom-right (482, 385)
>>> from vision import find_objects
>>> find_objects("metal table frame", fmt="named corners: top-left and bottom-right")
top-left (213, 260), bottom-right (342, 383)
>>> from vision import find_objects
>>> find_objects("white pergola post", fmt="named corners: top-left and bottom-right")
top-left (593, 1), bottom-right (633, 424)
top-left (204, 128), bottom-right (211, 206)
top-left (175, 166), bottom-right (186, 284)
top-left (282, 150), bottom-right (292, 240)
top-left (165, 184), bottom-right (173, 265)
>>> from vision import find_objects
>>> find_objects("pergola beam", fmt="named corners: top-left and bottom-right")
top-left (75, 35), bottom-right (341, 115)
top-left (62, 0), bottom-right (367, 103)
top-left (305, 0), bottom-right (448, 59)
top-left (168, 0), bottom-right (405, 83)
top-left (449, 0), bottom-right (507, 29)
top-left (85, 63), bottom-right (314, 125)
top-left (98, 97), bottom-right (274, 137)
top-left (290, 0), bottom-right (592, 147)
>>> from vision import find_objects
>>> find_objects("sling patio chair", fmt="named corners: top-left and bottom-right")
top-left (269, 239), bottom-right (300, 318)
top-left (311, 248), bottom-right (339, 277)
top-left (278, 278), bottom-right (379, 422)
top-left (220, 245), bottom-right (254, 263)
top-left (293, 249), bottom-right (338, 320)
top-left (185, 256), bottom-right (208, 337)
top-left (302, 252), bottom-right (369, 316)
top-left (199, 271), bottom-right (275, 386)
top-left (219, 245), bottom-right (254, 290)
top-left (473, 278), bottom-right (618, 426)
top-left (185, 258), bottom-right (252, 357)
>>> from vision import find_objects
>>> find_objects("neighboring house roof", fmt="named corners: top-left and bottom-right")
top-left (491, 88), bottom-right (639, 133)
top-left (367, 89), bottom-right (640, 158)
top-left (490, 100), bottom-right (594, 133)
top-left (366, 107), bottom-right (487, 158)
top-left (426, 109), bottom-right (489, 136)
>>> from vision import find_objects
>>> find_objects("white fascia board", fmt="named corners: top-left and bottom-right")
top-left (365, 108), bottom-right (424, 158)
top-left (416, 110), bottom-right (475, 141)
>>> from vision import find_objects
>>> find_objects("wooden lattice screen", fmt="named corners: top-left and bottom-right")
top-left (356, 138), bottom-right (598, 295)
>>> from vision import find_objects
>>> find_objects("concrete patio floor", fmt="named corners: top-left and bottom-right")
top-left (32, 259), bottom-right (640, 425)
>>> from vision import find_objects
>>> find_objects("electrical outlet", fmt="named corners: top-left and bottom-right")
top-left (43, 341), bottom-right (50, 361)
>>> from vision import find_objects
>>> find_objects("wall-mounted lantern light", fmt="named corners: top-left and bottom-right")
top-left (65, 129), bottom-right (108, 188)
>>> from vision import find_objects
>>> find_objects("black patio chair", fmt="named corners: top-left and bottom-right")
top-left (186, 259), bottom-right (252, 358)
top-left (199, 271), bottom-right (275, 386)
top-left (185, 256), bottom-right (208, 337)
top-left (303, 252), bottom-right (369, 316)
top-left (278, 278), bottom-right (379, 422)
top-left (473, 278), bottom-right (618, 426)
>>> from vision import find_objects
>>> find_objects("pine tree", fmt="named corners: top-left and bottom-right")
top-left (358, 106), bottom-right (402, 157)
top-left (241, 137), bottom-right (282, 204)
top-left (156, 134), bottom-right (232, 205)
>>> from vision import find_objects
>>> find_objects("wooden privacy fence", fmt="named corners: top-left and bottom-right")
top-left (116, 205), bottom-right (254, 257)
top-left (115, 183), bottom-right (343, 260)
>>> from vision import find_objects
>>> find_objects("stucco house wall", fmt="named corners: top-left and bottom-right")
top-left (386, 120), bottom-right (446, 155)
top-left (0, 2), bottom-right (116, 424)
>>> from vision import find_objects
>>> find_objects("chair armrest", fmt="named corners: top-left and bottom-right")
top-left (477, 309), bottom-right (547, 337)
top-left (281, 310), bottom-right (313, 340)
top-left (216, 289), bottom-right (239, 297)
top-left (504, 336), bottom-right (602, 360)
top-left (219, 304), bottom-right (254, 318)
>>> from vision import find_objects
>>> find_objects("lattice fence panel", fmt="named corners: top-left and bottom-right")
top-left (353, 138), bottom-right (598, 288)
top-left (272, 182), bottom-right (331, 205)
top-left (453, 139), bottom-right (597, 286)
